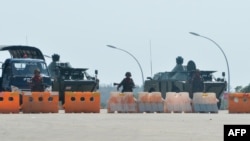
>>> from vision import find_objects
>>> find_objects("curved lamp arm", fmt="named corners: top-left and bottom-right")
top-left (189, 32), bottom-right (230, 92)
top-left (107, 45), bottom-right (145, 86)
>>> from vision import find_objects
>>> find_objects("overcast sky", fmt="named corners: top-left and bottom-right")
top-left (0, 0), bottom-right (250, 91)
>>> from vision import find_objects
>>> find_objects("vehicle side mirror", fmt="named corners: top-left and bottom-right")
top-left (0, 61), bottom-right (3, 68)
top-left (222, 72), bottom-right (225, 77)
top-left (1, 62), bottom-right (5, 69)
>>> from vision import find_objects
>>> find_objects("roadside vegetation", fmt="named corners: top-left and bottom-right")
top-left (235, 84), bottom-right (250, 93)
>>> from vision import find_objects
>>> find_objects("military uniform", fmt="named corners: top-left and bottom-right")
top-left (117, 72), bottom-right (135, 92)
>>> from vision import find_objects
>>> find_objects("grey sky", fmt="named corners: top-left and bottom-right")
top-left (0, 0), bottom-right (249, 91)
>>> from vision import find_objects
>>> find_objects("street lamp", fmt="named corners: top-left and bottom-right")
top-left (106, 45), bottom-right (145, 86)
top-left (189, 32), bottom-right (230, 92)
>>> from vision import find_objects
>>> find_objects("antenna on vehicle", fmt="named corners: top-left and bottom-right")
top-left (44, 54), bottom-right (52, 58)
top-left (26, 35), bottom-right (29, 45)
top-left (149, 40), bottom-right (153, 77)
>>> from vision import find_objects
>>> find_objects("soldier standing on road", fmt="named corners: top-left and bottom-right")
top-left (117, 72), bottom-right (135, 93)
top-left (30, 68), bottom-right (44, 92)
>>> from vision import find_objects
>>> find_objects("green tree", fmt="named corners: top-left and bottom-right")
top-left (234, 86), bottom-right (243, 92)
top-left (234, 84), bottom-right (250, 93)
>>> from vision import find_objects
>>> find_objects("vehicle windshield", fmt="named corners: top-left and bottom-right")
top-left (12, 61), bottom-right (49, 76)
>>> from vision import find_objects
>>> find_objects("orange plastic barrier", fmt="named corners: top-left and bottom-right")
top-left (137, 92), bottom-right (164, 113)
top-left (228, 93), bottom-right (250, 113)
top-left (138, 92), bottom-right (150, 102)
top-left (192, 92), bottom-right (218, 113)
top-left (107, 92), bottom-right (137, 113)
top-left (22, 91), bottom-right (59, 113)
top-left (0, 92), bottom-right (20, 113)
top-left (164, 92), bottom-right (192, 113)
top-left (64, 92), bottom-right (100, 113)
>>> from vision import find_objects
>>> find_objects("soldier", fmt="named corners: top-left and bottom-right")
top-left (170, 56), bottom-right (186, 80)
top-left (117, 72), bottom-right (135, 93)
top-left (190, 69), bottom-right (204, 94)
top-left (30, 68), bottom-right (44, 92)
top-left (48, 54), bottom-right (60, 78)
top-left (172, 56), bottom-right (185, 71)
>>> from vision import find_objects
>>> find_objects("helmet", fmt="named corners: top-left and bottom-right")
top-left (176, 56), bottom-right (183, 65)
top-left (187, 60), bottom-right (196, 71)
top-left (52, 54), bottom-right (60, 62)
top-left (125, 72), bottom-right (131, 77)
top-left (34, 68), bottom-right (40, 74)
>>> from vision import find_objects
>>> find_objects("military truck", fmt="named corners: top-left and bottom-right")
top-left (144, 56), bottom-right (227, 107)
top-left (0, 45), bottom-right (52, 92)
top-left (48, 54), bottom-right (99, 104)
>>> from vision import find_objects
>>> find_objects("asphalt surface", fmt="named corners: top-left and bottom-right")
top-left (0, 109), bottom-right (250, 141)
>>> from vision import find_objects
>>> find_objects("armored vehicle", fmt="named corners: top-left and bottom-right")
top-left (48, 54), bottom-right (99, 104)
top-left (0, 45), bottom-right (52, 92)
top-left (144, 56), bottom-right (227, 107)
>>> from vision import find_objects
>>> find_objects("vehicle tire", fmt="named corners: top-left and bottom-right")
top-left (148, 87), bottom-right (156, 93)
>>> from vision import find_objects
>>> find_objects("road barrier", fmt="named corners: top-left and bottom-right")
top-left (228, 93), bottom-right (250, 113)
top-left (164, 92), bottom-right (192, 113)
top-left (22, 91), bottom-right (59, 113)
top-left (107, 92), bottom-right (137, 113)
top-left (64, 91), bottom-right (100, 113)
top-left (137, 92), bottom-right (164, 113)
top-left (192, 92), bottom-right (218, 113)
top-left (0, 92), bottom-right (20, 113)
top-left (2, 91), bottom-right (246, 114)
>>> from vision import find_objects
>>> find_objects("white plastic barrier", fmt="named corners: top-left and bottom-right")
top-left (164, 92), bottom-right (192, 113)
top-left (107, 92), bottom-right (137, 113)
top-left (137, 92), bottom-right (164, 113)
top-left (192, 92), bottom-right (218, 113)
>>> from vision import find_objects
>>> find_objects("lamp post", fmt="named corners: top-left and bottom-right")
top-left (189, 32), bottom-right (230, 92)
top-left (107, 45), bottom-right (145, 86)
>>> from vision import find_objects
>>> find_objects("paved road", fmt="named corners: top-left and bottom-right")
top-left (0, 110), bottom-right (249, 141)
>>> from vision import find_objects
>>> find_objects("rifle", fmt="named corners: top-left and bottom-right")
top-left (113, 83), bottom-right (119, 86)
